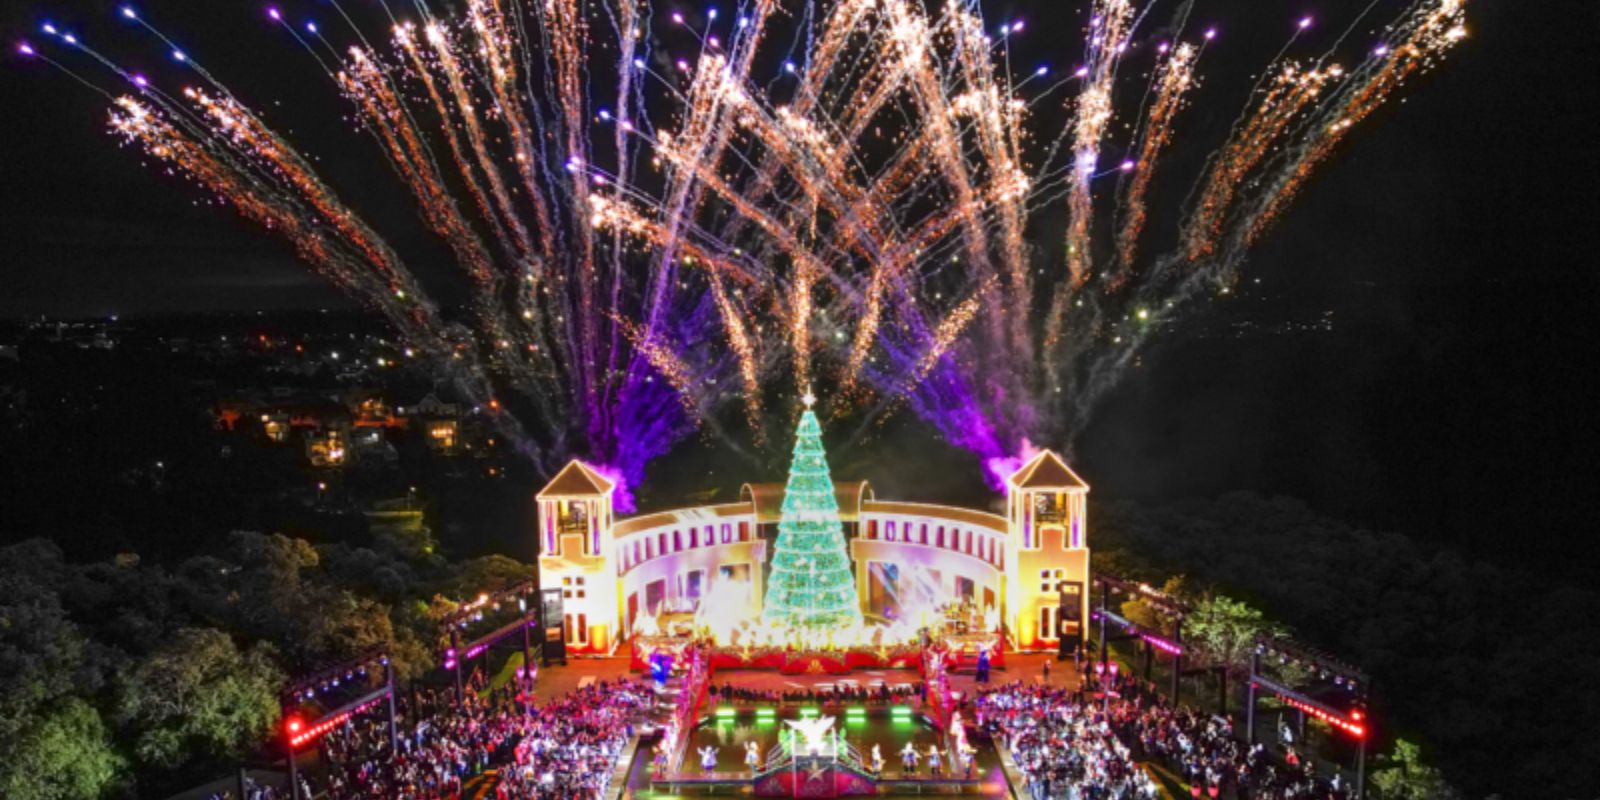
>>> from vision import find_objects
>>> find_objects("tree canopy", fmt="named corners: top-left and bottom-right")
top-left (0, 527), bottom-right (535, 797)
top-left (1095, 492), bottom-right (1600, 798)
top-left (114, 628), bottom-right (283, 768)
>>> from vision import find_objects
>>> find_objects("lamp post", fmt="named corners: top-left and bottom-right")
top-left (1246, 648), bottom-right (1261, 746)
top-left (1093, 660), bottom-right (1119, 715)
top-left (384, 658), bottom-right (398, 758)
top-left (1170, 618), bottom-right (1183, 704)
top-left (283, 718), bottom-right (302, 800)
top-left (519, 596), bottom-right (534, 688)
top-left (449, 627), bottom-right (463, 703)
top-left (1097, 581), bottom-right (1109, 672)
top-left (1106, 661), bottom-right (1118, 713)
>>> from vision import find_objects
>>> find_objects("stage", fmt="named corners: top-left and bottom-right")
top-left (647, 706), bottom-right (1008, 798)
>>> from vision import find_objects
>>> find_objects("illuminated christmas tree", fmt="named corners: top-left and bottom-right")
top-left (761, 391), bottom-right (865, 631)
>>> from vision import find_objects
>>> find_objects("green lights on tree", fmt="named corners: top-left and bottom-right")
top-left (761, 392), bottom-right (864, 631)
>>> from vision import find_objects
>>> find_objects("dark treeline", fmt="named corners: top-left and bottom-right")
top-left (1093, 493), bottom-right (1599, 799)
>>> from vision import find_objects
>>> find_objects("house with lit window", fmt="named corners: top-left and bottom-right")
top-left (305, 423), bottom-right (351, 468)
top-left (535, 450), bottom-right (1090, 655)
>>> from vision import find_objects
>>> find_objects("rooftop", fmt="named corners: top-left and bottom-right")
top-left (1008, 450), bottom-right (1089, 491)
top-left (536, 460), bottom-right (615, 498)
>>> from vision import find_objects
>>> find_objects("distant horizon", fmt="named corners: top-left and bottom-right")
top-left (0, 305), bottom-right (365, 324)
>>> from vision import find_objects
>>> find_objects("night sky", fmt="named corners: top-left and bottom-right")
top-left (2, 1), bottom-right (1596, 578)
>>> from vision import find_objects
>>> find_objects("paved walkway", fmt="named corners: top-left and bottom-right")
top-left (948, 652), bottom-right (1084, 695)
top-left (527, 656), bottom-right (635, 701)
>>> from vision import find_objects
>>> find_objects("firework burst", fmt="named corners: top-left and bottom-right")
top-left (20, 0), bottom-right (1469, 491)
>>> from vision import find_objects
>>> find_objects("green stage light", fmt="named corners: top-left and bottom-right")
top-left (755, 708), bottom-right (776, 719)
top-left (800, 707), bottom-right (820, 717)
top-left (715, 707), bottom-right (737, 718)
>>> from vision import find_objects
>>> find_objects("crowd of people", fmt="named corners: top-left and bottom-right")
top-left (976, 680), bottom-right (1157, 800)
top-left (708, 681), bottom-right (921, 706)
top-left (202, 657), bottom-right (1350, 800)
top-left (315, 686), bottom-right (515, 799)
top-left (974, 674), bottom-right (1347, 800)
top-left (500, 680), bottom-right (656, 798)
top-left (287, 678), bottom-right (653, 800)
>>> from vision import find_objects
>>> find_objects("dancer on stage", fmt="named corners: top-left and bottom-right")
top-left (698, 745), bottom-right (719, 774)
top-left (744, 741), bottom-right (762, 774)
top-left (900, 742), bottom-right (920, 774)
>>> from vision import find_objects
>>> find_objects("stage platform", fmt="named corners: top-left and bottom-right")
top-left (655, 769), bottom-right (993, 793)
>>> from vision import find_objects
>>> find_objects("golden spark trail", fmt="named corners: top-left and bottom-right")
top-left (617, 320), bottom-right (701, 419)
top-left (1065, 0), bottom-right (1135, 287)
top-left (586, 196), bottom-right (758, 283)
top-left (1113, 43), bottom-right (1198, 286)
top-left (1184, 61), bottom-right (1340, 262)
top-left (637, 3), bottom-right (780, 389)
top-left (185, 89), bottom-right (411, 295)
top-left (708, 273), bottom-right (764, 432)
top-left (654, 121), bottom-right (832, 389)
top-left (111, 97), bottom-right (438, 339)
top-left (588, 195), bottom-right (765, 425)
top-left (340, 47), bottom-right (533, 366)
top-left (949, 4), bottom-right (1034, 364)
top-left (703, 52), bottom-right (914, 388)
top-left (713, 0), bottom-right (882, 253)
top-left (396, 24), bottom-right (535, 268)
top-left (1245, 0), bottom-right (1468, 245)
top-left (546, 0), bottom-right (603, 411)
top-left (710, 0), bottom-right (917, 378)
top-left (881, 0), bottom-right (995, 274)
top-left (392, 25), bottom-right (512, 262)
top-left (875, 0), bottom-right (1007, 379)
top-left (467, 0), bottom-right (556, 268)
top-left (1042, 0), bottom-right (1136, 373)
top-left (909, 283), bottom-right (988, 389)
top-left (339, 49), bottom-right (497, 289)
top-left (704, 0), bottom-right (920, 392)
top-left (606, 0), bottom-right (642, 392)
top-left (411, 20), bottom-right (567, 403)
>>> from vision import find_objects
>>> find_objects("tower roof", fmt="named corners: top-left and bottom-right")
top-left (536, 460), bottom-right (615, 499)
top-left (1008, 450), bottom-right (1089, 491)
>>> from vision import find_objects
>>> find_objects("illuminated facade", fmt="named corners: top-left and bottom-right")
top-left (536, 450), bottom-right (1089, 655)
